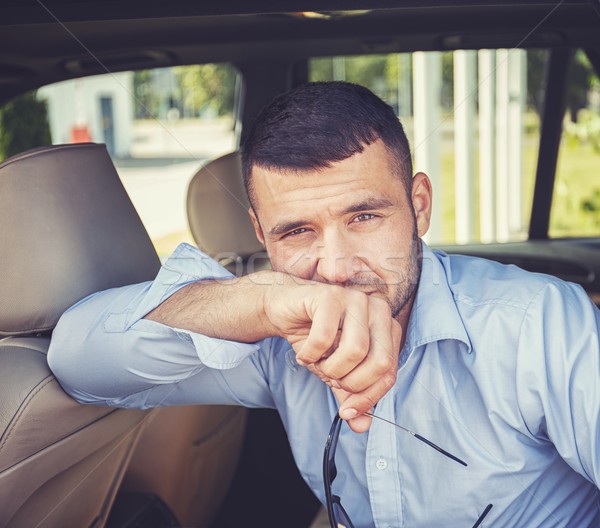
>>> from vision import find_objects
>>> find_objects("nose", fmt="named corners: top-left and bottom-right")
top-left (314, 228), bottom-right (358, 285)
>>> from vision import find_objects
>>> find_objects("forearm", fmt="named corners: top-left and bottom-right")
top-left (49, 280), bottom-right (267, 405)
top-left (145, 269), bottom-right (282, 343)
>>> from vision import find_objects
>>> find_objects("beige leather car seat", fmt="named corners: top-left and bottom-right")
top-left (186, 150), bottom-right (269, 274)
top-left (0, 143), bottom-right (158, 528)
top-left (114, 151), bottom-right (250, 528)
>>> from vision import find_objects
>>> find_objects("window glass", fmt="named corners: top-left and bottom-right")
top-left (549, 51), bottom-right (600, 238)
top-left (310, 50), bottom-right (546, 245)
top-left (0, 64), bottom-right (241, 259)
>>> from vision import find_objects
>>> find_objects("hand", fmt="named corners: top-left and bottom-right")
top-left (262, 273), bottom-right (402, 432)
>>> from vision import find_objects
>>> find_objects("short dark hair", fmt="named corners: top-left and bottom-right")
top-left (241, 81), bottom-right (413, 208)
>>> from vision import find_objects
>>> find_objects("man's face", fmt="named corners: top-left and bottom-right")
top-left (249, 139), bottom-right (432, 322)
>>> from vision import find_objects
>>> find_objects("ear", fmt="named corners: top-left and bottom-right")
top-left (411, 172), bottom-right (432, 238)
top-left (248, 207), bottom-right (265, 246)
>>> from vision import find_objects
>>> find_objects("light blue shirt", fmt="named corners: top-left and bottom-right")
top-left (48, 242), bottom-right (600, 527)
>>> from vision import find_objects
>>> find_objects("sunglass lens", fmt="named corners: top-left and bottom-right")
top-left (333, 500), bottom-right (354, 528)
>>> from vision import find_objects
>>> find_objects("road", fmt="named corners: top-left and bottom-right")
top-left (114, 118), bottom-right (236, 256)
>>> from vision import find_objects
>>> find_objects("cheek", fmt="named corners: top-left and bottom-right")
top-left (268, 243), bottom-right (315, 279)
top-left (361, 231), bottom-right (413, 276)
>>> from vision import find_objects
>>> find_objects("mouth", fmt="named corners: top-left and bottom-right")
top-left (346, 284), bottom-right (378, 294)
top-left (350, 286), bottom-right (386, 298)
top-left (344, 279), bottom-right (388, 296)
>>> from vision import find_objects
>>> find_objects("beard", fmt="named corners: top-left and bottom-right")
top-left (388, 230), bottom-right (421, 318)
top-left (342, 223), bottom-right (422, 319)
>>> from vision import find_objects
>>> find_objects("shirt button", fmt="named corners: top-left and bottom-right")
top-left (376, 458), bottom-right (387, 470)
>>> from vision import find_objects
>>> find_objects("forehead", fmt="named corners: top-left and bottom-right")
top-left (251, 140), bottom-right (405, 217)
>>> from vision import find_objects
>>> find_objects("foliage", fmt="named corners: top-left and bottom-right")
top-left (310, 55), bottom-right (388, 96)
top-left (526, 49), bottom-right (548, 116)
top-left (581, 188), bottom-right (600, 216)
top-left (527, 49), bottom-right (597, 122)
top-left (564, 109), bottom-right (600, 151)
top-left (0, 91), bottom-right (51, 160)
top-left (176, 63), bottom-right (237, 117)
top-left (133, 64), bottom-right (237, 120)
top-left (566, 50), bottom-right (596, 122)
top-left (550, 137), bottom-right (600, 237)
top-left (133, 70), bottom-right (156, 119)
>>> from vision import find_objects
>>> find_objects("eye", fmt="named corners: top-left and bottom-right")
top-left (352, 213), bottom-right (377, 223)
top-left (283, 227), bottom-right (308, 238)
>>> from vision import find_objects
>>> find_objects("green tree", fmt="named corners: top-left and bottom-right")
top-left (0, 91), bottom-right (52, 160)
top-left (133, 70), bottom-right (157, 119)
top-left (176, 63), bottom-right (237, 117)
top-left (567, 50), bottom-right (595, 123)
top-left (310, 55), bottom-right (396, 106)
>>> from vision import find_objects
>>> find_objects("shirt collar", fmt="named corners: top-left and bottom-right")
top-left (403, 242), bottom-right (472, 360)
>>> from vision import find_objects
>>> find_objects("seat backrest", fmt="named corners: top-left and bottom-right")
top-left (186, 150), bottom-right (270, 274)
top-left (117, 151), bottom-right (256, 527)
top-left (0, 143), bottom-right (160, 528)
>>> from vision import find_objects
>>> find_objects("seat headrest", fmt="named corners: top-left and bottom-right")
top-left (186, 151), bottom-right (264, 260)
top-left (0, 143), bottom-right (161, 336)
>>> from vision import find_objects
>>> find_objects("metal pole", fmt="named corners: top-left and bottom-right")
top-left (507, 50), bottom-right (526, 238)
top-left (413, 51), bottom-right (442, 244)
top-left (478, 50), bottom-right (496, 243)
top-left (454, 50), bottom-right (477, 244)
top-left (495, 49), bottom-right (510, 242)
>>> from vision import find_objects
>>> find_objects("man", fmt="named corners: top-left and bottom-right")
top-left (48, 82), bottom-right (600, 527)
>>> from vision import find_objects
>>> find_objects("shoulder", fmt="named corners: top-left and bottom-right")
top-left (432, 249), bottom-right (578, 312)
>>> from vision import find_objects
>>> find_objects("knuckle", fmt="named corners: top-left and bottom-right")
top-left (381, 371), bottom-right (397, 390)
top-left (361, 394), bottom-right (378, 410)
top-left (370, 296), bottom-right (391, 316)
top-left (352, 331), bottom-right (370, 350)
top-left (347, 288), bottom-right (367, 304)
top-left (317, 362), bottom-right (336, 379)
top-left (374, 353), bottom-right (394, 373)
top-left (308, 332), bottom-right (332, 353)
top-left (340, 378), bottom-right (359, 394)
top-left (347, 343), bottom-right (368, 362)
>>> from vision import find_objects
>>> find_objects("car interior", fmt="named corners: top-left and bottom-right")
top-left (0, 1), bottom-right (599, 527)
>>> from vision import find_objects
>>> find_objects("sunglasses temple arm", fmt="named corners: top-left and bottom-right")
top-left (413, 433), bottom-right (468, 467)
top-left (364, 412), bottom-right (467, 467)
top-left (471, 504), bottom-right (494, 528)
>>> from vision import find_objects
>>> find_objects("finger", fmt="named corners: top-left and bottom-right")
top-left (305, 362), bottom-right (333, 384)
top-left (335, 299), bottom-right (394, 393)
top-left (332, 387), bottom-right (373, 433)
top-left (337, 368), bottom-right (397, 428)
top-left (297, 296), bottom-right (343, 365)
top-left (336, 310), bottom-right (400, 423)
top-left (323, 296), bottom-right (396, 393)
top-left (346, 413), bottom-right (373, 433)
top-left (314, 291), bottom-right (370, 379)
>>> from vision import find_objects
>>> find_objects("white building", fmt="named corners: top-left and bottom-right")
top-left (39, 71), bottom-right (133, 158)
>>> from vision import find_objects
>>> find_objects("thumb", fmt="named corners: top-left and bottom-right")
top-left (332, 387), bottom-right (373, 433)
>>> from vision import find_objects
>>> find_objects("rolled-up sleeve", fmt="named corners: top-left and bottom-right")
top-left (48, 243), bottom-right (266, 407)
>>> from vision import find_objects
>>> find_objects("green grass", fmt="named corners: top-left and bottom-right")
top-left (550, 140), bottom-right (600, 237)
top-left (437, 132), bottom-right (599, 243)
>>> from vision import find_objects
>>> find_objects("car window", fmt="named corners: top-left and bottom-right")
top-left (310, 50), bottom-right (548, 245)
top-left (2, 51), bottom-right (597, 251)
top-left (0, 64), bottom-right (241, 260)
top-left (549, 51), bottom-right (600, 239)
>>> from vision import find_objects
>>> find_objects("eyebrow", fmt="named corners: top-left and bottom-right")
top-left (339, 197), bottom-right (395, 216)
top-left (269, 219), bottom-right (310, 237)
top-left (268, 197), bottom-right (395, 237)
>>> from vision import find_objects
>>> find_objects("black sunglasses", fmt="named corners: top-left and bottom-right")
top-left (322, 413), bottom-right (493, 528)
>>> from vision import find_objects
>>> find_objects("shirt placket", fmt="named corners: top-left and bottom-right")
top-left (365, 387), bottom-right (404, 528)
